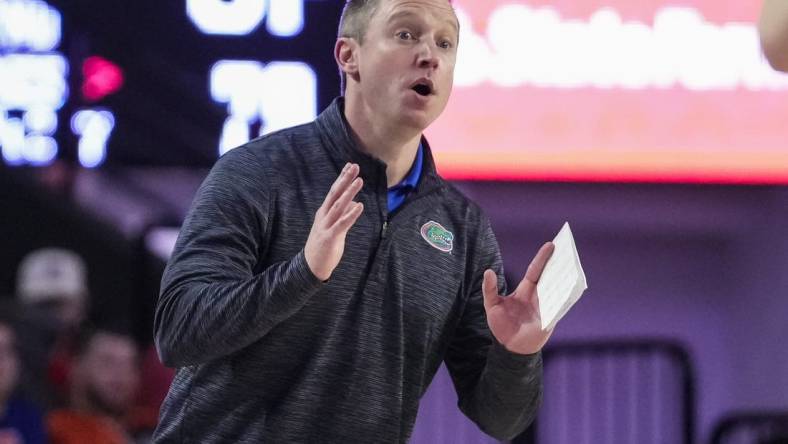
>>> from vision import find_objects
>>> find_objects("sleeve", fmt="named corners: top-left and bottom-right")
top-left (153, 146), bottom-right (324, 368)
top-left (443, 215), bottom-right (543, 440)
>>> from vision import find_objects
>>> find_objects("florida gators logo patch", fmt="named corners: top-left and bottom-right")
top-left (420, 221), bottom-right (454, 253)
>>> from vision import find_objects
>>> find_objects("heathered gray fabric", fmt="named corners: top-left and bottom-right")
top-left (152, 98), bottom-right (542, 443)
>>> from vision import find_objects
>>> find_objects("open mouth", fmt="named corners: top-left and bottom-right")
top-left (410, 80), bottom-right (434, 97)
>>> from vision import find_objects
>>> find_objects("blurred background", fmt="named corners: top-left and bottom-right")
top-left (2, 0), bottom-right (787, 443)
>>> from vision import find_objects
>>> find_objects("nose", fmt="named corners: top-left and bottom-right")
top-left (416, 41), bottom-right (439, 70)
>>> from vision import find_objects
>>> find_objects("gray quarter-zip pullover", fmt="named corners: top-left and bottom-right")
top-left (153, 98), bottom-right (542, 443)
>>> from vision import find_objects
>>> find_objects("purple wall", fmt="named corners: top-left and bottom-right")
top-left (62, 169), bottom-right (788, 443)
top-left (410, 182), bottom-right (788, 443)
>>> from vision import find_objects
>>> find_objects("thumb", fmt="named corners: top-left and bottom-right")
top-left (482, 269), bottom-right (502, 312)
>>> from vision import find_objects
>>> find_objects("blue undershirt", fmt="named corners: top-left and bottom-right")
top-left (387, 143), bottom-right (423, 212)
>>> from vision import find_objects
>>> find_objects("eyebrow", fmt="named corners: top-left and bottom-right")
top-left (386, 10), bottom-right (460, 35)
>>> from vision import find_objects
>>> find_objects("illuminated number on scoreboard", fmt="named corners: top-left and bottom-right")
top-left (210, 61), bottom-right (316, 155)
top-left (265, 0), bottom-right (304, 37)
top-left (0, 1), bottom-right (68, 167)
top-left (189, 0), bottom-right (316, 156)
top-left (0, 53), bottom-right (66, 166)
top-left (71, 109), bottom-right (115, 168)
top-left (187, 0), bottom-right (304, 37)
top-left (0, 0), bottom-right (61, 50)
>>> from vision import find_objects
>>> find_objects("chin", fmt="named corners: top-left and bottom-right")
top-left (400, 108), bottom-right (440, 132)
top-left (399, 116), bottom-right (431, 133)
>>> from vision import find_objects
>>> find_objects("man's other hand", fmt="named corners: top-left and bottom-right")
top-left (305, 163), bottom-right (365, 281)
top-left (482, 242), bottom-right (555, 355)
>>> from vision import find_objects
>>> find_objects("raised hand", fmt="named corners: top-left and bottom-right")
top-left (482, 242), bottom-right (555, 355)
top-left (304, 163), bottom-right (365, 281)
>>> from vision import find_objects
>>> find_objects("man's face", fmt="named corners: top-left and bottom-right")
top-left (74, 332), bottom-right (139, 416)
top-left (34, 297), bottom-right (85, 331)
top-left (0, 325), bottom-right (19, 401)
top-left (352, 0), bottom-right (459, 131)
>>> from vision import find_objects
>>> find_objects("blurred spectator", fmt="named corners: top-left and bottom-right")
top-left (16, 248), bottom-right (88, 331)
top-left (47, 325), bottom-right (145, 444)
top-left (16, 248), bottom-right (89, 406)
top-left (0, 310), bottom-right (47, 444)
top-left (15, 247), bottom-right (173, 432)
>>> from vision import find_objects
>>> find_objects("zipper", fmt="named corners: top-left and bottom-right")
top-left (363, 182), bottom-right (443, 279)
top-left (374, 169), bottom-right (445, 240)
top-left (378, 187), bottom-right (442, 240)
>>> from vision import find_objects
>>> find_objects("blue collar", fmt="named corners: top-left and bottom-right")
top-left (398, 143), bottom-right (423, 190)
top-left (387, 143), bottom-right (424, 212)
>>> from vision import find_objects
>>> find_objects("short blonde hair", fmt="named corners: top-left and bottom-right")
top-left (338, 0), bottom-right (382, 44)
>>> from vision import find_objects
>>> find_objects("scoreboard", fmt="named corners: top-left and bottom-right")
top-left (2, 0), bottom-right (787, 183)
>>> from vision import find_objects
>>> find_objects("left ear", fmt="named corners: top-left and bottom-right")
top-left (335, 37), bottom-right (360, 79)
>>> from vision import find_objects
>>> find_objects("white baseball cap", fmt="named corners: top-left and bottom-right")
top-left (16, 248), bottom-right (88, 305)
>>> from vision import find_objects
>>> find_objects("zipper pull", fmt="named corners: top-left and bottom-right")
top-left (381, 220), bottom-right (389, 239)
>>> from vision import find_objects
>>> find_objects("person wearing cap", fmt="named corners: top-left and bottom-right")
top-left (16, 248), bottom-right (88, 332)
top-left (15, 248), bottom-right (89, 407)
top-left (760, 0), bottom-right (788, 72)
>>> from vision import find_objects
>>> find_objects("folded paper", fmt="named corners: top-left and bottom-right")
top-left (537, 222), bottom-right (588, 331)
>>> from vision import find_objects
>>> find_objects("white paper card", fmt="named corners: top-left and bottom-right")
top-left (537, 222), bottom-right (588, 331)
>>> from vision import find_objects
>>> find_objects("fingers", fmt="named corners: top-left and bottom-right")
top-left (482, 269), bottom-right (502, 312)
top-left (515, 241), bottom-right (555, 295)
top-left (323, 163), bottom-right (360, 212)
top-left (304, 163), bottom-right (365, 282)
top-left (525, 241), bottom-right (555, 283)
top-left (334, 202), bottom-right (364, 234)
top-left (325, 175), bottom-right (363, 226)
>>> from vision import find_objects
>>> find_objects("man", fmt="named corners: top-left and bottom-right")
top-left (760, 0), bottom-right (788, 71)
top-left (47, 326), bottom-right (141, 444)
top-left (153, 0), bottom-right (555, 442)
top-left (15, 248), bottom-right (89, 406)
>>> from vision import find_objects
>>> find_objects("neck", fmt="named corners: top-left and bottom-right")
top-left (343, 93), bottom-right (422, 188)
